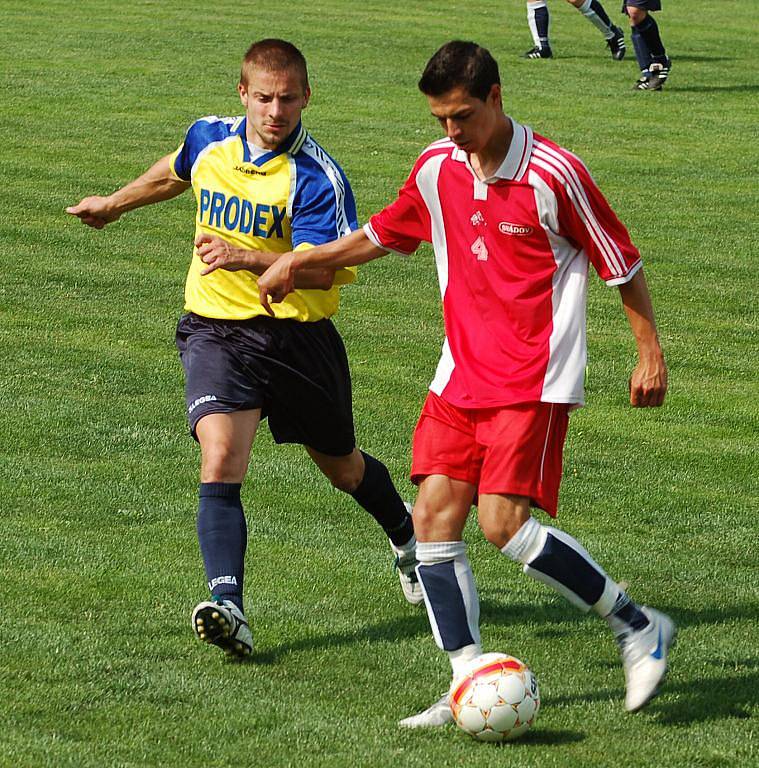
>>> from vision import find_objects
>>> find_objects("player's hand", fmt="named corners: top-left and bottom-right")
top-left (629, 354), bottom-right (667, 407)
top-left (66, 196), bottom-right (121, 229)
top-left (196, 234), bottom-right (248, 275)
top-left (257, 253), bottom-right (297, 316)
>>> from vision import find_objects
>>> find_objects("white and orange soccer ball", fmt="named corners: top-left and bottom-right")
top-left (449, 653), bottom-right (540, 742)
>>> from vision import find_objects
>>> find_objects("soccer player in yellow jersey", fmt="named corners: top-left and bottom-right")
top-left (67, 39), bottom-right (420, 658)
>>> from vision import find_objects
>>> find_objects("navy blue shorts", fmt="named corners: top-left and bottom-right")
top-left (622, 0), bottom-right (661, 11)
top-left (175, 312), bottom-right (356, 456)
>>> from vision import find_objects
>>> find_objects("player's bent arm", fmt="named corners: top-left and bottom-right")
top-left (194, 234), bottom-right (341, 289)
top-left (66, 154), bottom-right (190, 229)
top-left (618, 268), bottom-right (668, 408)
top-left (257, 230), bottom-right (387, 311)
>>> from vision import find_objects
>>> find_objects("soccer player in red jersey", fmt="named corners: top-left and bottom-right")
top-left (211, 41), bottom-right (675, 719)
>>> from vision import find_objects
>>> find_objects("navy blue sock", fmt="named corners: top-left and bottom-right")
top-left (350, 452), bottom-right (413, 546)
top-left (631, 27), bottom-right (652, 73)
top-left (417, 561), bottom-right (477, 650)
top-left (527, 531), bottom-right (607, 606)
top-left (197, 482), bottom-right (246, 612)
top-left (608, 593), bottom-right (650, 633)
top-left (634, 15), bottom-right (666, 61)
top-left (535, 6), bottom-right (550, 46)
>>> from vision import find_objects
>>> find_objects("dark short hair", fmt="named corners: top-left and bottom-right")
top-left (240, 39), bottom-right (309, 91)
top-left (418, 41), bottom-right (500, 101)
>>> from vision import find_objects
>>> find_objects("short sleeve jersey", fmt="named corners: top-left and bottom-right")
top-left (365, 119), bottom-right (641, 408)
top-left (170, 116), bottom-right (358, 321)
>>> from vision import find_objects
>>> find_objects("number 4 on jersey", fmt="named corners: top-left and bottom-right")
top-left (471, 235), bottom-right (489, 261)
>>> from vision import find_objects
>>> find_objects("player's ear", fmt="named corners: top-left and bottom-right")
top-left (488, 83), bottom-right (502, 109)
top-left (302, 86), bottom-right (311, 109)
top-left (238, 81), bottom-right (248, 108)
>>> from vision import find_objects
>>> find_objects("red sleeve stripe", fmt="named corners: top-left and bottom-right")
top-left (533, 142), bottom-right (628, 278)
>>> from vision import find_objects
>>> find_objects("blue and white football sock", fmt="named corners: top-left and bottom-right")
top-left (197, 482), bottom-right (246, 612)
top-left (416, 541), bottom-right (482, 677)
top-left (350, 451), bottom-right (414, 547)
top-left (577, 0), bottom-right (615, 38)
top-left (527, 1), bottom-right (551, 49)
top-left (501, 517), bottom-right (649, 636)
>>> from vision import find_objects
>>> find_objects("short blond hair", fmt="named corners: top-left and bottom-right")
top-left (240, 38), bottom-right (309, 91)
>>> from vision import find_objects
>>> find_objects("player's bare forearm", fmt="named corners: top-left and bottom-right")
top-left (66, 154), bottom-right (189, 229)
top-left (619, 268), bottom-right (668, 407)
top-left (288, 230), bottom-right (388, 271)
top-left (257, 230), bottom-right (386, 314)
top-left (195, 234), bottom-right (336, 289)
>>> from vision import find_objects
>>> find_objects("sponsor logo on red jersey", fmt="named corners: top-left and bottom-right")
top-left (498, 221), bottom-right (533, 236)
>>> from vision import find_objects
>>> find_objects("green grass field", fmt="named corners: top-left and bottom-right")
top-left (1, 1), bottom-right (757, 765)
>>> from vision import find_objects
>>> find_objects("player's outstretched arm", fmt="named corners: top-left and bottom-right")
top-left (618, 268), bottom-right (668, 407)
top-left (256, 230), bottom-right (387, 315)
top-left (66, 154), bottom-right (190, 229)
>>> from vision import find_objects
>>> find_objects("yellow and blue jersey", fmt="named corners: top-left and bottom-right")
top-left (169, 116), bottom-right (358, 321)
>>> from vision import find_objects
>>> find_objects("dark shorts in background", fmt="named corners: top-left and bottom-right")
top-left (175, 312), bottom-right (356, 456)
top-left (622, 0), bottom-right (661, 12)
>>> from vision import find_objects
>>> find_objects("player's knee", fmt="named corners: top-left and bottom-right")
top-left (200, 443), bottom-right (248, 482)
top-left (627, 7), bottom-right (646, 24)
top-left (478, 502), bottom-right (531, 549)
top-left (409, 499), bottom-right (437, 538)
top-left (324, 464), bottom-right (363, 493)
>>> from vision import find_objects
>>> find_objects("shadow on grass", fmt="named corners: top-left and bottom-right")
top-left (245, 598), bottom-right (758, 662)
top-left (240, 599), bottom-right (758, 725)
top-left (548, 671), bottom-right (757, 725)
top-left (244, 599), bottom-right (587, 664)
top-left (669, 54), bottom-right (734, 62)
top-left (673, 85), bottom-right (759, 93)
top-left (518, 728), bottom-right (585, 746)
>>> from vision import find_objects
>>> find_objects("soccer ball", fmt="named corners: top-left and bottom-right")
top-left (449, 653), bottom-right (540, 742)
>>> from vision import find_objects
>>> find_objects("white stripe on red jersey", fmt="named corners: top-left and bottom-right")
top-left (365, 119), bottom-right (641, 408)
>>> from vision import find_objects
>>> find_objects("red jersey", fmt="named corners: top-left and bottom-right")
top-left (365, 119), bottom-right (641, 408)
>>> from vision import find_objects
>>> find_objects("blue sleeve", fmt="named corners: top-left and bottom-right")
top-left (171, 118), bottom-right (227, 182)
top-left (291, 154), bottom-right (359, 248)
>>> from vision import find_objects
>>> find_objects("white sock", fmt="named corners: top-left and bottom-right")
top-left (527, 1), bottom-right (549, 48)
top-left (577, 0), bottom-right (615, 39)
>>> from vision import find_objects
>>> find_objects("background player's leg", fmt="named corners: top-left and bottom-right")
top-left (525, 1), bottom-right (553, 58)
top-left (631, 24), bottom-right (653, 80)
top-left (570, 0), bottom-right (626, 58)
top-left (627, 6), bottom-right (670, 89)
top-left (306, 446), bottom-right (420, 603)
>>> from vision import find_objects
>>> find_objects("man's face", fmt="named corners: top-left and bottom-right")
top-left (238, 66), bottom-right (310, 150)
top-left (427, 84), bottom-right (502, 154)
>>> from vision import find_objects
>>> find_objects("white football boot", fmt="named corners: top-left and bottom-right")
top-left (619, 606), bottom-right (676, 712)
top-left (399, 693), bottom-right (454, 728)
top-left (390, 503), bottom-right (424, 606)
top-left (192, 599), bottom-right (253, 658)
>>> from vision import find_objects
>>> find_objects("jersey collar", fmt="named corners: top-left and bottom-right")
top-left (235, 119), bottom-right (308, 166)
top-left (451, 117), bottom-right (533, 182)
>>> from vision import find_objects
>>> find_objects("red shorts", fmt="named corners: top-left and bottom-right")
top-left (410, 392), bottom-right (570, 516)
